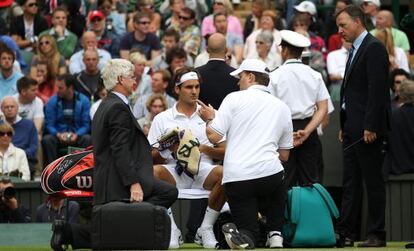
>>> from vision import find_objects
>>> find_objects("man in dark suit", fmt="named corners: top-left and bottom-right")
top-left (197, 33), bottom-right (239, 110)
top-left (336, 5), bottom-right (389, 247)
top-left (50, 59), bottom-right (178, 251)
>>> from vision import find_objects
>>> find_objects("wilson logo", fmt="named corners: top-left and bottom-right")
top-left (75, 176), bottom-right (92, 189)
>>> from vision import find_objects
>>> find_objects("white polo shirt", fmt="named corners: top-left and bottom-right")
top-left (148, 103), bottom-right (215, 165)
top-left (210, 85), bottom-right (293, 184)
top-left (268, 59), bottom-right (330, 120)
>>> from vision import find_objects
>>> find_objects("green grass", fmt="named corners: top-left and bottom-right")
top-left (0, 242), bottom-right (409, 251)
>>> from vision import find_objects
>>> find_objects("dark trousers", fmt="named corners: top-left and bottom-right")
top-left (42, 134), bottom-right (92, 166)
top-left (224, 171), bottom-right (286, 246)
top-left (284, 119), bottom-right (320, 188)
top-left (66, 179), bottom-right (178, 249)
top-left (337, 136), bottom-right (386, 240)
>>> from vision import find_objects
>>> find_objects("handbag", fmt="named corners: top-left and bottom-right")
top-left (283, 183), bottom-right (339, 247)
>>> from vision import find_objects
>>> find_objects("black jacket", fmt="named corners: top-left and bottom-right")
top-left (197, 60), bottom-right (239, 109)
top-left (92, 93), bottom-right (154, 205)
top-left (340, 33), bottom-right (390, 140)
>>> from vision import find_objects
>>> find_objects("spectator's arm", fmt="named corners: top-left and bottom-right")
top-left (24, 125), bottom-right (39, 159)
top-left (199, 141), bottom-right (225, 161)
top-left (45, 99), bottom-right (59, 136)
top-left (57, 33), bottom-right (78, 59)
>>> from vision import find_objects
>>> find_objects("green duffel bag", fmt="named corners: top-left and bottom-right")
top-left (283, 183), bottom-right (340, 247)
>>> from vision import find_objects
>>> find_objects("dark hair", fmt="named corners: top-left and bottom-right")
top-left (246, 71), bottom-right (270, 86)
top-left (292, 13), bottom-right (310, 27)
top-left (173, 67), bottom-right (202, 87)
top-left (52, 6), bottom-right (68, 17)
top-left (17, 77), bottom-right (38, 93)
top-left (280, 40), bottom-right (304, 58)
top-left (166, 47), bottom-right (187, 65)
top-left (213, 12), bottom-right (228, 22)
top-left (133, 11), bottom-right (151, 23)
top-left (163, 28), bottom-right (180, 43)
top-left (181, 7), bottom-right (195, 19)
top-left (98, 0), bottom-right (112, 6)
top-left (153, 69), bottom-right (172, 83)
top-left (57, 74), bottom-right (75, 88)
top-left (390, 68), bottom-right (411, 91)
top-left (336, 4), bottom-right (366, 28)
top-left (0, 46), bottom-right (15, 62)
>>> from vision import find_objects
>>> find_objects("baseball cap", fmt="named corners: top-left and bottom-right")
top-left (230, 59), bottom-right (269, 77)
top-left (362, 0), bottom-right (381, 7)
top-left (89, 10), bottom-right (104, 21)
top-left (280, 30), bottom-right (311, 48)
top-left (0, 0), bottom-right (13, 8)
top-left (294, 1), bottom-right (317, 16)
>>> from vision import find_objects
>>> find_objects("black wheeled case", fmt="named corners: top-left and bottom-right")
top-left (91, 201), bottom-right (171, 250)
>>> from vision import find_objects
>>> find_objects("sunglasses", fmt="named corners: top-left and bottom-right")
top-left (394, 80), bottom-right (402, 84)
top-left (179, 16), bottom-right (191, 21)
top-left (138, 21), bottom-right (150, 25)
top-left (28, 2), bottom-right (38, 7)
top-left (214, 2), bottom-right (224, 5)
top-left (0, 131), bottom-right (13, 137)
top-left (255, 41), bottom-right (265, 44)
top-left (91, 18), bottom-right (103, 23)
top-left (100, 5), bottom-right (112, 10)
top-left (39, 40), bottom-right (50, 46)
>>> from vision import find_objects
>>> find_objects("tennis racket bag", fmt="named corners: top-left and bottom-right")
top-left (41, 148), bottom-right (94, 197)
top-left (91, 201), bottom-right (171, 250)
top-left (283, 183), bottom-right (339, 247)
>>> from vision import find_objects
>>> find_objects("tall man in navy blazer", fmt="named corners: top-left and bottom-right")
top-left (336, 5), bottom-right (389, 247)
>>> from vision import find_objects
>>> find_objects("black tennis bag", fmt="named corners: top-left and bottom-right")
top-left (91, 201), bottom-right (171, 250)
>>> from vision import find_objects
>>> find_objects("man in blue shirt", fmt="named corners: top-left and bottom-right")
top-left (0, 47), bottom-right (23, 100)
top-left (42, 74), bottom-right (91, 165)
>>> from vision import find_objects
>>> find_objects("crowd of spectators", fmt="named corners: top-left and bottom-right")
top-left (0, 0), bottom-right (413, 227)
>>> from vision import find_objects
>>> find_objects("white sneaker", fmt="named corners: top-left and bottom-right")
top-left (221, 223), bottom-right (254, 249)
top-left (169, 228), bottom-right (183, 249)
top-left (194, 226), bottom-right (219, 249)
top-left (266, 232), bottom-right (283, 248)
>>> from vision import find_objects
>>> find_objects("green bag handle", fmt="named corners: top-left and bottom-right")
top-left (290, 187), bottom-right (301, 224)
top-left (312, 183), bottom-right (340, 219)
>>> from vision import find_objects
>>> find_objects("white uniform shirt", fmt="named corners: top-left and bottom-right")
top-left (148, 104), bottom-right (215, 165)
top-left (268, 58), bottom-right (330, 120)
top-left (210, 85), bottom-right (293, 184)
top-left (13, 94), bottom-right (44, 120)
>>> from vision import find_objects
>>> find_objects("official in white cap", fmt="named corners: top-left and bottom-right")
top-left (268, 30), bottom-right (330, 188)
top-left (361, 0), bottom-right (381, 30)
top-left (199, 59), bottom-right (293, 248)
top-left (293, 1), bottom-right (325, 39)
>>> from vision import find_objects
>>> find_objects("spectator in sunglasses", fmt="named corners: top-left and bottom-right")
top-left (9, 0), bottom-right (48, 52)
top-left (0, 123), bottom-right (30, 181)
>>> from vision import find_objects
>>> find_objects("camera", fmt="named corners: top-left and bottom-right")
top-left (66, 133), bottom-right (72, 141)
top-left (0, 186), bottom-right (16, 200)
top-left (106, 18), bottom-right (113, 31)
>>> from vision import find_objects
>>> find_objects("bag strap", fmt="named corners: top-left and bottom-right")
top-left (312, 183), bottom-right (340, 219)
top-left (290, 186), bottom-right (301, 224)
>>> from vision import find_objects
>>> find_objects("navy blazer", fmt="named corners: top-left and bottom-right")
top-left (340, 33), bottom-right (390, 140)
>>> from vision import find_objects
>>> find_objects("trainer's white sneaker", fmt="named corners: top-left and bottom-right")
top-left (265, 232), bottom-right (283, 248)
top-left (221, 223), bottom-right (254, 249)
top-left (194, 226), bottom-right (219, 249)
top-left (169, 228), bottom-right (183, 249)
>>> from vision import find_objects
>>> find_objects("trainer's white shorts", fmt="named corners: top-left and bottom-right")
top-left (162, 162), bottom-right (217, 190)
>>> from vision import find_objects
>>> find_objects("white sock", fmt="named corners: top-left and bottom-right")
top-left (168, 208), bottom-right (178, 230)
top-left (200, 206), bottom-right (220, 228)
top-left (269, 231), bottom-right (282, 236)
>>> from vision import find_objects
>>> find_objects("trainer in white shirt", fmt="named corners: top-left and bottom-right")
top-left (199, 58), bottom-right (292, 249)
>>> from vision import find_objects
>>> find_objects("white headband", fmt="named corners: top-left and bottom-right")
top-left (177, 72), bottom-right (199, 86)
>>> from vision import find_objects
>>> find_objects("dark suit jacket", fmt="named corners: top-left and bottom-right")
top-left (10, 15), bottom-right (49, 38)
top-left (197, 60), bottom-right (239, 109)
top-left (92, 92), bottom-right (154, 205)
top-left (340, 33), bottom-right (390, 140)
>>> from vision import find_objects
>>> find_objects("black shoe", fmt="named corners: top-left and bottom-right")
top-left (336, 233), bottom-right (354, 247)
top-left (51, 220), bottom-right (67, 251)
top-left (222, 223), bottom-right (255, 249)
top-left (357, 236), bottom-right (386, 248)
